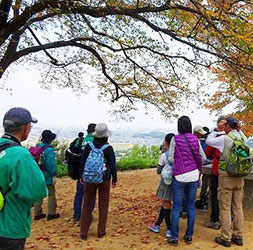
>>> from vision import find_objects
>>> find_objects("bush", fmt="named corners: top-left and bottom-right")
top-left (117, 145), bottom-right (160, 171)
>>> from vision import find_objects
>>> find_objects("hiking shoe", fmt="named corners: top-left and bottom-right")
top-left (204, 220), bottom-right (220, 230)
top-left (215, 236), bottom-right (231, 247)
top-left (34, 213), bottom-right (46, 220)
top-left (166, 230), bottom-right (172, 238)
top-left (231, 236), bottom-right (243, 246)
top-left (183, 235), bottom-right (192, 244)
top-left (168, 239), bottom-right (178, 246)
top-left (47, 213), bottom-right (60, 220)
top-left (80, 235), bottom-right (87, 240)
top-left (98, 232), bottom-right (106, 238)
top-left (148, 223), bottom-right (160, 233)
top-left (73, 217), bottom-right (80, 223)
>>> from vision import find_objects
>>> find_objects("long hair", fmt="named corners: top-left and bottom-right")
top-left (178, 116), bottom-right (192, 134)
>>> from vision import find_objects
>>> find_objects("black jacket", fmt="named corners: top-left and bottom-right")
top-left (80, 139), bottom-right (117, 183)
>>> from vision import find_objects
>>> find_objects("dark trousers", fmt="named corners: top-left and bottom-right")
top-left (0, 237), bottom-right (26, 250)
top-left (210, 175), bottom-right (219, 223)
top-left (73, 180), bottom-right (96, 219)
top-left (80, 179), bottom-right (110, 236)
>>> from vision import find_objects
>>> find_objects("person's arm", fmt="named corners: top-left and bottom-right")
top-left (43, 147), bottom-right (57, 176)
top-left (206, 131), bottom-right (225, 152)
top-left (198, 140), bottom-right (206, 163)
top-left (157, 153), bottom-right (166, 174)
top-left (168, 137), bottom-right (175, 164)
top-left (79, 143), bottom-right (91, 178)
top-left (106, 146), bottom-right (117, 185)
top-left (11, 150), bottom-right (48, 205)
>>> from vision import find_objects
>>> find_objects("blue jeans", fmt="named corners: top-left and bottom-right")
top-left (73, 180), bottom-right (96, 219)
top-left (171, 178), bottom-right (199, 240)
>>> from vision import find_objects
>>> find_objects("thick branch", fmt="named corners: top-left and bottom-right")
top-left (0, 0), bottom-right (12, 29)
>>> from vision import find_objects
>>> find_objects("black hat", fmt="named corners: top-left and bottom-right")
top-left (226, 117), bottom-right (238, 129)
top-left (3, 107), bottom-right (37, 126)
top-left (87, 123), bottom-right (96, 134)
top-left (41, 130), bottom-right (56, 143)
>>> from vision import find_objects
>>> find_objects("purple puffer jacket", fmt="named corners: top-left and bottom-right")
top-left (173, 133), bottom-right (202, 176)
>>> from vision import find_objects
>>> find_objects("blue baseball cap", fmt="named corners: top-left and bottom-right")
top-left (3, 107), bottom-right (38, 126)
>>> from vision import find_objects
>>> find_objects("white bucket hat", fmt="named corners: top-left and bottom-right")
top-left (193, 125), bottom-right (207, 135)
top-left (93, 123), bottom-right (112, 138)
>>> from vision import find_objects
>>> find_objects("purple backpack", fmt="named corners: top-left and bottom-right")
top-left (29, 145), bottom-right (50, 171)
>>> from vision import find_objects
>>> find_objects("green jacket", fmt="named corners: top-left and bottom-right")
top-left (0, 137), bottom-right (48, 239)
top-left (39, 142), bottom-right (57, 185)
top-left (81, 133), bottom-right (94, 150)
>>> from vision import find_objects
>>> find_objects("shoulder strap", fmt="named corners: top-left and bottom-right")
top-left (41, 145), bottom-right (51, 151)
top-left (228, 133), bottom-right (237, 141)
top-left (100, 144), bottom-right (109, 151)
top-left (0, 142), bottom-right (20, 199)
top-left (165, 151), bottom-right (169, 163)
top-left (88, 141), bottom-right (95, 150)
top-left (0, 141), bottom-right (20, 153)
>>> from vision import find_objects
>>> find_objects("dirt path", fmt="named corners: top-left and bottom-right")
top-left (26, 169), bottom-right (253, 250)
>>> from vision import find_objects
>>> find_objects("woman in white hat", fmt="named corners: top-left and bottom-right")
top-left (80, 123), bottom-right (117, 240)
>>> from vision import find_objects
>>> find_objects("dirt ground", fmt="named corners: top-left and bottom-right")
top-left (26, 169), bottom-right (253, 250)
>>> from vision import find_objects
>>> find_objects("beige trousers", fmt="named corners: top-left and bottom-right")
top-left (34, 184), bottom-right (57, 216)
top-left (218, 172), bottom-right (244, 241)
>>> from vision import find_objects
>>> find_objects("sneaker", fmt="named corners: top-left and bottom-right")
top-left (215, 236), bottom-right (231, 247)
top-left (166, 230), bottom-right (171, 238)
top-left (47, 213), bottom-right (60, 220)
top-left (204, 220), bottom-right (220, 230)
top-left (183, 235), bottom-right (192, 244)
top-left (168, 239), bottom-right (178, 246)
top-left (148, 223), bottom-right (160, 233)
top-left (231, 236), bottom-right (243, 246)
top-left (34, 213), bottom-right (46, 220)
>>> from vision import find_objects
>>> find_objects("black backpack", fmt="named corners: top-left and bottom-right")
top-left (65, 138), bottom-right (83, 180)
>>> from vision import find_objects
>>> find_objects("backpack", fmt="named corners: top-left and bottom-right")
top-left (0, 141), bottom-right (20, 211)
top-left (223, 134), bottom-right (252, 177)
top-left (29, 145), bottom-right (51, 171)
top-left (82, 142), bottom-right (109, 184)
top-left (65, 138), bottom-right (84, 180)
top-left (65, 148), bottom-right (81, 180)
top-left (161, 151), bottom-right (173, 185)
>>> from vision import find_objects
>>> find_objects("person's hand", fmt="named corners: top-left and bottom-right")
top-left (217, 120), bottom-right (227, 131)
top-left (80, 178), bottom-right (84, 185)
top-left (112, 181), bottom-right (116, 188)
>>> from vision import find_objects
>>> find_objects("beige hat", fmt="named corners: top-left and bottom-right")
top-left (193, 125), bottom-right (207, 135)
top-left (93, 123), bottom-right (112, 138)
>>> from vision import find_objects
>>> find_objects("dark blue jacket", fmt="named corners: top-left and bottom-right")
top-left (80, 139), bottom-right (117, 183)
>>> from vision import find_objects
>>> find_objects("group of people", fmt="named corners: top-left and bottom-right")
top-left (149, 115), bottom-right (247, 247)
top-left (0, 107), bottom-right (117, 249)
top-left (0, 107), bottom-right (249, 249)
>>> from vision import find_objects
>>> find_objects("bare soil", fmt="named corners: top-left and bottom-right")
top-left (26, 169), bottom-right (253, 250)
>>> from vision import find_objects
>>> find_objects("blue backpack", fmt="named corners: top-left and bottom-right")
top-left (82, 142), bottom-right (109, 184)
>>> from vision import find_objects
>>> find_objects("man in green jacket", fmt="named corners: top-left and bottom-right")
top-left (0, 107), bottom-right (48, 250)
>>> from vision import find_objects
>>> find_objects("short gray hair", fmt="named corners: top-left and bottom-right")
top-left (3, 120), bottom-right (25, 133)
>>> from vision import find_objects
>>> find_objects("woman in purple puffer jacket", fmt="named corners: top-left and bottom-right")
top-left (168, 116), bottom-right (206, 247)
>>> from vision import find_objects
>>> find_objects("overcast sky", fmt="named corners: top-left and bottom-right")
top-left (0, 67), bottom-right (218, 133)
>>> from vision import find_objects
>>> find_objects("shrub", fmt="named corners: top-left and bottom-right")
top-left (117, 145), bottom-right (160, 171)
